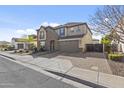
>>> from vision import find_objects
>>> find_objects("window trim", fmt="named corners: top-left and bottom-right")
top-left (76, 26), bottom-right (81, 32)
top-left (39, 30), bottom-right (46, 40)
top-left (40, 41), bottom-right (45, 47)
top-left (59, 28), bottom-right (65, 37)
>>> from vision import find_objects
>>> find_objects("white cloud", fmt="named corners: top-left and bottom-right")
top-left (16, 29), bottom-right (36, 35)
top-left (41, 22), bottom-right (49, 26)
top-left (16, 30), bottom-right (25, 34)
top-left (0, 28), bottom-right (36, 42)
top-left (104, 18), bottom-right (109, 22)
top-left (92, 34), bottom-right (102, 40)
top-left (41, 22), bottom-right (60, 27)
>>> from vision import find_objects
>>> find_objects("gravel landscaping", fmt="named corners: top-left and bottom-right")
top-left (107, 60), bottom-right (124, 77)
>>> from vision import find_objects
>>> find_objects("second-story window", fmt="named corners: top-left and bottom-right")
top-left (59, 28), bottom-right (65, 37)
top-left (55, 29), bottom-right (60, 35)
top-left (40, 31), bottom-right (45, 39)
top-left (76, 27), bottom-right (81, 32)
top-left (70, 27), bottom-right (74, 32)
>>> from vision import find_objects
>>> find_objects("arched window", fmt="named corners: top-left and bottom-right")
top-left (40, 31), bottom-right (45, 39)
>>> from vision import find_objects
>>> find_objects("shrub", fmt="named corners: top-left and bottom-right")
top-left (39, 46), bottom-right (45, 52)
top-left (105, 45), bottom-right (111, 53)
top-left (19, 50), bottom-right (23, 53)
top-left (108, 53), bottom-right (124, 61)
top-left (25, 50), bottom-right (29, 53)
top-left (7, 46), bottom-right (14, 51)
top-left (4, 48), bottom-right (8, 51)
top-left (29, 44), bottom-right (35, 50)
top-left (14, 50), bottom-right (17, 53)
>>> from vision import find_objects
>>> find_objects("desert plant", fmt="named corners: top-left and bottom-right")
top-left (108, 53), bottom-right (124, 61)
top-left (19, 50), bottom-right (23, 53)
top-left (25, 50), bottom-right (29, 53)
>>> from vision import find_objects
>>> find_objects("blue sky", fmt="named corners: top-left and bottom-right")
top-left (0, 5), bottom-right (103, 41)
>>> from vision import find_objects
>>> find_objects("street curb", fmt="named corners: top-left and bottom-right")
top-left (0, 54), bottom-right (15, 60)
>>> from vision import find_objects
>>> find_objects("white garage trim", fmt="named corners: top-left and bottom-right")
top-left (58, 38), bottom-right (81, 41)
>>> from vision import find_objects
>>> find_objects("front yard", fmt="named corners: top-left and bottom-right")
top-left (105, 52), bottom-right (124, 77)
top-left (107, 59), bottom-right (124, 77)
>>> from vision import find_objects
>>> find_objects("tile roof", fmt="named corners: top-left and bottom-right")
top-left (54, 22), bottom-right (85, 29)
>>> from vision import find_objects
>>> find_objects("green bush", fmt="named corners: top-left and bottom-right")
top-left (19, 50), bottom-right (23, 53)
top-left (108, 53), bottom-right (124, 61)
top-left (25, 50), bottom-right (29, 53)
top-left (7, 46), bottom-right (14, 51)
top-left (105, 45), bottom-right (111, 53)
top-left (4, 48), bottom-right (8, 51)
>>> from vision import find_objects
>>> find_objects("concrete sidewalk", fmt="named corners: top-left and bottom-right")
top-left (0, 51), bottom-right (124, 88)
top-left (0, 52), bottom-right (73, 73)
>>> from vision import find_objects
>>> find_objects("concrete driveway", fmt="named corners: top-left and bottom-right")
top-left (56, 52), bottom-right (112, 74)
top-left (38, 52), bottom-right (112, 74)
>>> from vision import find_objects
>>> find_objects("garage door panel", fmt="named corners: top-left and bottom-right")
top-left (59, 40), bottom-right (81, 52)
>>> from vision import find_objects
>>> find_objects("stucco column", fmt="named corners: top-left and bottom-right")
top-left (103, 44), bottom-right (105, 53)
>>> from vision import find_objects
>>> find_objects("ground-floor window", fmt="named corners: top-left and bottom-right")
top-left (40, 41), bottom-right (46, 50)
top-left (40, 41), bottom-right (45, 47)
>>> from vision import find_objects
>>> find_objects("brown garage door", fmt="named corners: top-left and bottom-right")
top-left (59, 40), bottom-right (81, 52)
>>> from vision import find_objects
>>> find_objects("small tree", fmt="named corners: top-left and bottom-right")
top-left (101, 35), bottom-right (111, 45)
top-left (29, 43), bottom-right (35, 50)
top-left (101, 35), bottom-right (112, 53)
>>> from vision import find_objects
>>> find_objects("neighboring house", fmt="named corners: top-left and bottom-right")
top-left (37, 22), bottom-right (92, 52)
top-left (0, 41), bottom-right (11, 50)
top-left (116, 33), bottom-right (124, 53)
top-left (111, 25), bottom-right (124, 53)
top-left (11, 35), bottom-right (37, 50)
top-left (11, 38), bottom-right (29, 50)
top-left (118, 42), bottom-right (124, 53)
top-left (117, 30), bottom-right (124, 53)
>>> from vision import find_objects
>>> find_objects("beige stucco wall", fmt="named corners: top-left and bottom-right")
top-left (66, 25), bottom-right (87, 36)
top-left (80, 28), bottom-right (92, 52)
top-left (54, 24), bottom-right (88, 37)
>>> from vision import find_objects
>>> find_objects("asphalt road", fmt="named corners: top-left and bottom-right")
top-left (0, 56), bottom-right (75, 88)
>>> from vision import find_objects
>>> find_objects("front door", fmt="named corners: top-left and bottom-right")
top-left (50, 40), bottom-right (55, 52)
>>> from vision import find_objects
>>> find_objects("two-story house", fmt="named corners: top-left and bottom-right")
top-left (110, 17), bottom-right (124, 53)
top-left (37, 22), bottom-right (92, 52)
